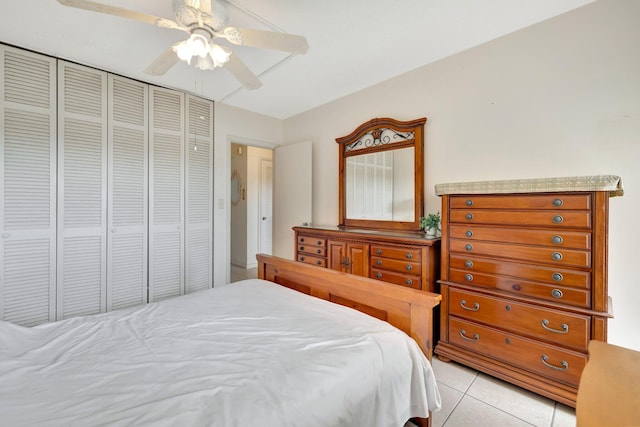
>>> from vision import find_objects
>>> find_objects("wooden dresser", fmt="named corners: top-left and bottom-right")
top-left (293, 226), bottom-right (440, 293)
top-left (434, 175), bottom-right (623, 407)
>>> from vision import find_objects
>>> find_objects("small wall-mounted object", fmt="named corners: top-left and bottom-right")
top-left (231, 170), bottom-right (241, 206)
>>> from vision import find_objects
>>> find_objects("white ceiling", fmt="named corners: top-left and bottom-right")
top-left (0, 0), bottom-right (594, 119)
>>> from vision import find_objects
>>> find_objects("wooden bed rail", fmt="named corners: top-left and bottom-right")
top-left (256, 254), bottom-right (441, 360)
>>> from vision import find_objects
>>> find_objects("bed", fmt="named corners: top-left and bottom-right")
top-left (0, 254), bottom-right (442, 427)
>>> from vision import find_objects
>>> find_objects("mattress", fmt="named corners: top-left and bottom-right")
top-left (0, 279), bottom-right (441, 426)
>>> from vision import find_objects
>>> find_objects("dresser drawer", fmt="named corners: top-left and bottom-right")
top-left (450, 239), bottom-right (591, 268)
top-left (297, 235), bottom-right (326, 247)
top-left (450, 255), bottom-right (590, 289)
top-left (371, 256), bottom-right (421, 275)
top-left (450, 224), bottom-right (591, 250)
top-left (450, 194), bottom-right (592, 210)
top-left (449, 317), bottom-right (587, 387)
top-left (370, 268), bottom-right (421, 289)
top-left (450, 209), bottom-right (592, 228)
top-left (298, 244), bottom-right (327, 257)
top-left (371, 245), bottom-right (421, 261)
top-left (450, 269), bottom-right (590, 308)
top-left (296, 254), bottom-right (327, 267)
top-left (448, 287), bottom-right (590, 350)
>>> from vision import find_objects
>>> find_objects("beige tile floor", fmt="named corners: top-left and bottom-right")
top-left (231, 265), bottom-right (576, 427)
top-left (424, 357), bottom-right (576, 427)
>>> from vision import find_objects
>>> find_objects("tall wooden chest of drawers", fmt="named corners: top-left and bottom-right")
top-left (434, 176), bottom-right (623, 407)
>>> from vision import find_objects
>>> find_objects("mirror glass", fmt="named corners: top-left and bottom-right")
top-left (345, 147), bottom-right (414, 221)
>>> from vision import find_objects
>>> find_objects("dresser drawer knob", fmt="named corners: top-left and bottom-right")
top-left (405, 279), bottom-right (413, 286)
top-left (552, 198), bottom-right (564, 207)
top-left (376, 259), bottom-right (382, 266)
top-left (465, 273), bottom-right (473, 282)
top-left (552, 235), bottom-right (564, 245)
top-left (300, 256), bottom-right (305, 261)
top-left (541, 319), bottom-right (569, 334)
top-left (511, 283), bottom-right (521, 291)
top-left (459, 329), bottom-right (479, 342)
top-left (316, 260), bottom-right (322, 265)
top-left (299, 246), bottom-right (304, 251)
top-left (465, 260), bottom-right (473, 268)
top-left (406, 265), bottom-right (413, 271)
top-left (316, 240), bottom-right (322, 245)
top-left (505, 338), bottom-right (511, 344)
top-left (465, 230), bottom-right (473, 237)
top-left (316, 249), bottom-right (322, 254)
top-left (300, 238), bottom-right (305, 242)
top-left (552, 215), bottom-right (564, 224)
top-left (541, 355), bottom-right (568, 371)
top-left (376, 249), bottom-right (382, 255)
top-left (406, 253), bottom-right (413, 259)
top-left (460, 299), bottom-right (480, 311)
top-left (466, 199), bottom-right (473, 206)
top-left (552, 273), bottom-right (564, 282)
top-left (376, 272), bottom-right (382, 279)
top-left (551, 252), bottom-right (563, 261)
top-left (551, 289), bottom-right (564, 299)
top-left (465, 244), bottom-right (473, 251)
top-left (505, 305), bottom-right (511, 311)
top-left (466, 213), bottom-right (474, 220)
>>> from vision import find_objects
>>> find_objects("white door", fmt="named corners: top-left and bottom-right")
top-left (259, 159), bottom-right (273, 255)
top-left (149, 87), bottom-right (184, 302)
top-left (57, 61), bottom-right (108, 319)
top-left (0, 46), bottom-right (57, 325)
top-left (273, 141), bottom-right (312, 260)
top-left (107, 75), bottom-right (149, 311)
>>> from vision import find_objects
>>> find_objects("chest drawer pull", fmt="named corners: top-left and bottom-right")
top-left (316, 240), bottom-right (322, 245)
top-left (376, 272), bottom-right (383, 279)
top-left (376, 249), bottom-right (382, 255)
top-left (316, 260), bottom-right (322, 265)
top-left (552, 215), bottom-right (564, 224)
top-left (300, 238), bottom-right (305, 242)
top-left (376, 259), bottom-right (382, 266)
top-left (505, 305), bottom-right (511, 311)
top-left (465, 230), bottom-right (473, 237)
top-left (316, 249), bottom-right (322, 254)
top-left (553, 198), bottom-right (564, 207)
top-left (299, 246), bottom-right (304, 251)
top-left (541, 319), bottom-right (569, 334)
top-left (465, 260), bottom-right (473, 268)
top-left (460, 299), bottom-right (480, 311)
top-left (405, 279), bottom-right (413, 286)
top-left (406, 253), bottom-right (413, 259)
top-left (465, 274), bottom-right (473, 282)
top-left (541, 355), bottom-right (568, 371)
top-left (552, 235), bottom-right (564, 244)
top-left (300, 256), bottom-right (305, 261)
top-left (459, 329), bottom-right (479, 342)
top-left (406, 264), bottom-right (413, 271)
top-left (505, 338), bottom-right (511, 344)
top-left (465, 244), bottom-right (473, 251)
top-left (551, 289), bottom-right (564, 299)
top-left (552, 273), bottom-right (564, 282)
top-left (551, 252), bottom-right (563, 261)
top-left (466, 213), bottom-right (474, 220)
top-left (466, 199), bottom-right (473, 206)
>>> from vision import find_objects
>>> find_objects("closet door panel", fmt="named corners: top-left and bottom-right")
top-left (108, 76), bottom-right (148, 310)
top-left (185, 95), bottom-right (212, 293)
top-left (0, 46), bottom-right (57, 326)
top-left (149, 87), bottom-right (184, 301)
top-left (57, 61), bottom-right (108, 319)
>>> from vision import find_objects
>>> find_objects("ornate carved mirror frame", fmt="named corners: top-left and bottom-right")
top-left (336, 117), bottom-right (426, 232)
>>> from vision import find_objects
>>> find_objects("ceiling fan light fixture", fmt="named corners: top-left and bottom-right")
top-left (210, 44), bottom-right (231, 67)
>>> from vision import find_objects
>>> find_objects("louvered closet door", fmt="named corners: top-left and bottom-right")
top-left (185, 95), bottom-right (213, 293)
top-left (107, 75), bottom-right (148, 310)
top-left (0, 46), bottom-right (57, 325)
top-left (149, 87), bottom-right (184, 302)
top-left (57, 61), bottom-right (107, 319)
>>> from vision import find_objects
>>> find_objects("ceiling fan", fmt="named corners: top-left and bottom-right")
top-left (56, 0), bottom-right (309, 90)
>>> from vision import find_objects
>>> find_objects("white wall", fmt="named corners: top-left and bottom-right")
top-left (214, 103), bottom-right (283, 284)
top-left (282, 0), bottom-right (640, 350)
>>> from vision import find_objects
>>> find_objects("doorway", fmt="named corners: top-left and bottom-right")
top-left (230, 143), bottom-right (273, 282)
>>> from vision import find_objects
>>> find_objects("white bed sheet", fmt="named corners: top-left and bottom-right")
top-left (0, 279), bottom-right (441, 427)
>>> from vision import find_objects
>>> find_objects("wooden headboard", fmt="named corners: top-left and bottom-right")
top-left (256, 254), bottom-right (441, 359)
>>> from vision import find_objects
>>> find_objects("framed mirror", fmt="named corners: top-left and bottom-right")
top-left (336, 117), bottom-right (426, 231)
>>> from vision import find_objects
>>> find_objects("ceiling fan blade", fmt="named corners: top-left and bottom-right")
top-left (57, 0), bottom-right (184, 30)
top-left (234, 28), bottom-right (309, 54)
top-left (144, 48), bottom-right (180, 76)
top-left (225, 55), bottom-right (262, 91)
